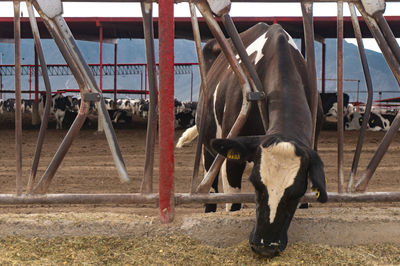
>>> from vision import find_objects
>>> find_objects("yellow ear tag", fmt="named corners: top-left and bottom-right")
top-left (311, 187), bottom-right (320, 199)
top-left (227, 149), bottom-right (241, 160)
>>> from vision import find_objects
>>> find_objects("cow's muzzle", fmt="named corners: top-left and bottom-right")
top-left (250, 242), bottom-right (281, 258)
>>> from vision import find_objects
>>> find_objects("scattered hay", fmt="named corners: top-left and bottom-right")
top-left (0, 236), bottom-right (399, 265)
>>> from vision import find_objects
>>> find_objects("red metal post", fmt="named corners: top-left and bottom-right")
top-left (190, 69), bottom-right (193, 102)
top-left (29, 65), bottom-right (32, 100)
top-left (321, 42), bottom-right (326, 94)
top-left (144, 64), bottom-right (147, 99)
top-left (114, 42), bottom-right (117, 104)
top-left (99, 25), bottom-right (103, 92)
top-left (158, 0), bottom-right (175, 223)
top-left (34, 44), bottom-right (39, 103)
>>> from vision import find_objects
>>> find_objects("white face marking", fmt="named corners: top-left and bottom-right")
top-left (213, 83), bottom-right (223, 138)
top-left (259, 142), bottom-right (301, 224)
top-left (236, 32), bottom-right (268, 65)
top-left (284, 30), bottom-right (299, 51)
top-left (221, 160), bottom-right (241, 211)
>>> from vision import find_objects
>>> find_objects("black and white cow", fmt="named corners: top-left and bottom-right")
top-left (320, 92), bottom-right (350, 123)
top-left (345, 108), bottom-right (396, 131)
top-left (0, 99), bottom-right (4, 114)
top-left (175, 101), bottom-right (197, 129)
top-left (3, 98), bottom-right (15, 112)
top-left (22, 99), bottom-right (34, 113)
top-left (38, 93), bottom-right (73, 129)
top-left (177, 23), bottom-right (327, 257)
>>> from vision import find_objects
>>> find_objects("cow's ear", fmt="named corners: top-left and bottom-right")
top-left (211, 137), bottom-right (260, 163)
top-left (307, 150), bottom-right (328, 203)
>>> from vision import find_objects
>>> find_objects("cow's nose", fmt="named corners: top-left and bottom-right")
top-left (250, 243), bottom-right (281, 258)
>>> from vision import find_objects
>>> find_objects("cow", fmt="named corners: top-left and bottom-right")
top-left (176, 23), bottom-right (327, 257)
top-left (345, 110), bottom-right (394, 131)
top-left (0, 99), bottom-right (3, 114)
top-left (320, 92), bottom-right (350, 123)
top-left (175, 101), bottom-right (197, 129)
top-left (175, 110), bottom-right (195, 129)
top-left (22, 99), bottom-right (34, 113)
top-left (138, 99), bottom-right (150, 118)
top-left (3, 98), bottom-right (15, 112)
top-left (38, 93), bottom-right (73, 129)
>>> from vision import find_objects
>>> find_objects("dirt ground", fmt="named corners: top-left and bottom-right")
top-left (0, 113), bottom-right (400, 264)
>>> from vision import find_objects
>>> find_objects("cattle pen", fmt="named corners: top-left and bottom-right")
top-left (1, 0), bottom-right (400, 264)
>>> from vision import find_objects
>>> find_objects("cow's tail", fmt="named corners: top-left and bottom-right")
top-left (176, 125), bottom-right (198, 148)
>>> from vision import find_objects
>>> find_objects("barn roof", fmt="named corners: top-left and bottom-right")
top-left (1, 16), bottom-right (400, 41)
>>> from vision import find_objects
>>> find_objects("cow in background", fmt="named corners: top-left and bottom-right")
top-left (345, 109), bottom-right (395, 131)
top-left (38, 93), bottom-right (73, 129)
top-left (320, 92), bottom-right (350, 123)
top-left (176, 23), bottom-right (327, 257)
top-left (0, 99), bottom-right (4, 114)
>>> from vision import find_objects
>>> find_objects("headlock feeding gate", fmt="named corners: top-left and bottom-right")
top-left (3, 0), bottom-right (400, 223)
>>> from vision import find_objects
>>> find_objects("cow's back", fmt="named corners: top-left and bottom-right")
top-left (198, 23), bottom-right (313, 152)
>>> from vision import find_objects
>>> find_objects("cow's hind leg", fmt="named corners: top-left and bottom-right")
top-left (204, 148), bottom-right (219, 213)
top-left (222, 160), bottom-right (246, 211)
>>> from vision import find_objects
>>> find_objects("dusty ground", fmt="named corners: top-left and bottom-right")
top-left (0, 113), bottom-right (400, 264)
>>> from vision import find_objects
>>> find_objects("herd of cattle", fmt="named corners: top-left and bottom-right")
top-left (322, 92), bottom-right (398, 132)
top-left (0, 92), bottom-right (397, 132)
top-left (0, 94), bottom-right (197, 129)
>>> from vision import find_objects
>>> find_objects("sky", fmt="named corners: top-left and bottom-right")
top-left (0, 1), bottom-right (400, 52)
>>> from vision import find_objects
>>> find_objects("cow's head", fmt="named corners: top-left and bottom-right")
top-left (211, 135), bottom-right (327, 257)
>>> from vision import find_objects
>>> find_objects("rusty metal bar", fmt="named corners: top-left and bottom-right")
top-left (353, 3), bottom-right (400, 192)
top-left (189, 1), bottom-right (208, 193)
top-left (28, 1), bottom-right (93, 193)
top-left (336, 1), bottom-right (345, 193)
top-left (158, 0), bottom-right (175, 223)
top-left (38, 18), bottom-right (87, 93)
top-left (221, 13), bottom-right (269, 133)
top-left (13, 0), bottom-right (22, 196)
top-left (195, 1), bottom-right (252, 193)
top-left (321, 42), bottom-right (326, 94)
top-left (141, 2), bottom-right (158, 194)
top-left (354, 113), bottom-right (400, 192)
top-left (0, 192), bottom-right (399, 205)
top-left (301, 2), bottom-right (319, 149)
top-left (2, 0), bottom-right (400, 3)
top-left (30, 0), bottom-right (130, 185)
top-left (26, 0), bottom-right (54, 193)
top-left (376, 14), bottom-right (400, 65)
top-left (53, 17), bottom-right (130, 183)
top-left (354, 3), bottom-right (400, 86)
top-left (32, 102), bottom-right (90, 194)
top-left (3, 0), bottom-right (400, 3)
top-left (347, 3), bottom-right (373, 192)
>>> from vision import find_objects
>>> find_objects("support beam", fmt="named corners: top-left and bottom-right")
top-left (32, 46), bottom-right (40, 125)
top-left (113, 42), bottom-right (117, 105)
top-left (0, 192), bottom-right (398, 205)
top-left (13, 0), bottom-right (22, 196)
top-left (321, 42), bottom-right (326, 94)
top-left (337, 1), bottom-right (345, 193)
top-left (158, 0), bottom-right (175, 223)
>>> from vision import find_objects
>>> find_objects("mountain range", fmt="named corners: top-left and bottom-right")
top-left (0, 34), bottom-right (399, 103)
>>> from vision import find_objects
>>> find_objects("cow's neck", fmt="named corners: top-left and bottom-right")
top-left (266, 97), bottom-right (313, 148)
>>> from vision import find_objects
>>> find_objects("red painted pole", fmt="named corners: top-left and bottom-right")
top-left (34, 45), bottom-right (38, 103)
top-left (29, 65), bottom-right (32, 100)
top-left (158, 0), bottom-right (175, 223)
top-left (114, 43), bottom-right (117, 104)
top-left (99, 25), bottom-right (103, 92)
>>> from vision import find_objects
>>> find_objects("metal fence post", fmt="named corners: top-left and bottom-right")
top-left (158, 0), bottom-right (175, 223)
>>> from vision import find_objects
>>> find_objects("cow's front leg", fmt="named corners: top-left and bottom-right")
top-left (222, 159), bottom-right (246, 211)
top-left (204, 148), bottom-right (219, 213)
